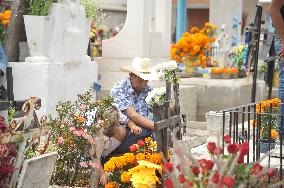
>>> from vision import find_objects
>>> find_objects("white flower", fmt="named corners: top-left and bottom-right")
top-left (146, 87), bottom-right (166, 107)
top-left (153, 61), bottom-right (178, 82)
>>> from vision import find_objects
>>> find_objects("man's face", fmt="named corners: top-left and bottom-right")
top-left (130, 73), bottom-right (148, 93)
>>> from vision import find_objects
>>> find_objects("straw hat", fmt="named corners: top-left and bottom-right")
top-left (120, 57), bottom-right (157, 80)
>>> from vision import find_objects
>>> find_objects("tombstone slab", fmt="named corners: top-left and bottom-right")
top-left (17, 152), bottom-right (57, 188)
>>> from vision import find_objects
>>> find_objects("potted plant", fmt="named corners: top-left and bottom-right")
top-left (24, 0), bottom-right (54, 58)
top-left (255, 98), bottom-right (281, 153)
top-left (222, 68), bottom-right (231, 79)
top-left (210, 67), bottom-right (223, 79)
top-left (229, 45), bottom-right (248, 78)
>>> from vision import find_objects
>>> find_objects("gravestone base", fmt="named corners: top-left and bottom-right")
top-left (180, 77), bottom-right (267, 121)
top-left (7, 60), bottom-right (98, 117)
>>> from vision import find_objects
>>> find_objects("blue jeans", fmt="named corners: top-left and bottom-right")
top-left (0, 43), bottom-right (7, 75)
top-left (275, 34), bottom-right (284, 134)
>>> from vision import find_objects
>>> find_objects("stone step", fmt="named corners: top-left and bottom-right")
top-left (186, 121), bottom-right (207, 130)
top-left (179, 135), bottom-right (207, 149)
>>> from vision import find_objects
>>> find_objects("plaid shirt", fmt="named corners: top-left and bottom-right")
top-left (110, 78), bottom-right (152, 117)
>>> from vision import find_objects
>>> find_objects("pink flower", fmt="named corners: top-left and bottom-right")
top-left (69, 127), bottom-right (76, 132)
top-left (57, 137), bottom-right (64, 145)
top-left (89, 162), bottom-right (99, 168)
top-left (79, 162), bottom-right (88, 168)
top-left (73, 129), bottom-right (84, 137)
top-left (80, 104), bottom-right (87, 111)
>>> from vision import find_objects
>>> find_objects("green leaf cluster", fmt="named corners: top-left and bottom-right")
top-left (26, 0), bottom-right (53, 16)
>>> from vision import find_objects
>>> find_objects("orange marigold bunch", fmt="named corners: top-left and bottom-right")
top-left (0, 10), bottom-right (12, 26)
top-left (170, 32), bottom-right (210, 67)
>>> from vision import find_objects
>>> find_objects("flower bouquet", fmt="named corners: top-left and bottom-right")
top-left (229, 45), bottom-right (248, 77)
top-left (104, 137), bottom-right (163, 188)
top-left (145, 87), bottom-right (166, 108)
top-left (255, 98), bottom-right (281, 153)
top-left (47, 92), bottom-right (113, 187)
top-left (163, 134), bottom-right (283, 188)
top-left (0, 116), bottom-right (17, 187)
top-left (153, 60), bottom-right (178, 83)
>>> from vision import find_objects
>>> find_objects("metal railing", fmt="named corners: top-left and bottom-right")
top-left (222, 101), bottom-right (283, 181)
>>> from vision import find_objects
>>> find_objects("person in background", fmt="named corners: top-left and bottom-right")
top-left (271, 0), bottom-right (284, 135)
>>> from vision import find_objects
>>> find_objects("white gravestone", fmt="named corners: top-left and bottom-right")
top-left (8, 0), bottom-right (97, 117)
top-left (17, 152), bottom-right (57, 188)
top-left (96, 0), bottom-right (172, 92)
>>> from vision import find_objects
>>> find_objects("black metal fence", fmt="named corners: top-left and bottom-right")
top-left (221, 101), bottom-right (283, 181)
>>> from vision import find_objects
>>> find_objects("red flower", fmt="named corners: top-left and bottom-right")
top-left (164, 178), bottom-right (174, 188)
top-left (222, 176), bottom-right (235, 187)
top-left (206, 160), bottom-right (214, 170)
top-left (214, 147), bottom-right (224, 155)
top-left (163, 162), bottom-right (174, 173)
top-left (185, 181), bottom-right (194, 187)
top-left (176, 164), bottom-right (181, 172)
top-left (129, 144), bottom-right (138, 152)
top-left (137, 140), bottom-right (145, 147)
top-left (191, 166), bottom-right (199, 176)
top-left (267, 168), bottom-right (277, 177)
top-left (207, 142), bottom-right (217, 153)
top-left (240, 141), bottom-right (249, 156)
top-left (252, 162), bottom-right (263, 175)
top-left (224, 134), bottom-right (231, 144)
top-left (212, 172), bottom-right (220, 183)
top-left (237, 154), bottom-right (244, 164)
top-left (198, 159), bottom-right (207, 169)
top-left (178, 174), bottom-right (186, 183)
top-left (227, 143), bottom-right (239, 153)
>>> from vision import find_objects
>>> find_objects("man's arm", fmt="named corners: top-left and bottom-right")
top-left (125, 107), bottom-right (154, 130)
top-left (271, 0), bottom-right (284, 56)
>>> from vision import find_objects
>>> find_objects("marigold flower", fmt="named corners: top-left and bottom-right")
top-left (105, 182), bottom-right (118, 188)
top-left (121, 171), bottom-right (131, 183)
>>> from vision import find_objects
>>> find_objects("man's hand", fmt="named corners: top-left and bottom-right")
top-left (126, 107), bottom-right (155, 130)
top-left (130, 125), bottom-right (142, 135)
top-left (127, 119), bottom-right (142, 135)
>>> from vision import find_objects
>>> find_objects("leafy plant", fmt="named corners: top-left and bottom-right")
top-left (80, 0), bottom-right (102, 20)
top-left (26, 0), bottom-right (53, 16)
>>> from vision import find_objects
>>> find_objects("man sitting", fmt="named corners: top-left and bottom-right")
top-left (110, 57), bottom-right (157, 153)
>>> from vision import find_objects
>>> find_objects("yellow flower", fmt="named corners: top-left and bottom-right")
top-left (124, 153), bottom-right (136, 164)
top-left (128, 161), bottom-right (161, 188)
top-left (136, 153), bottom-right (146, 161)
top-left (121, 171), bottom-right (131, 183)
top-left (271, 129), bottom-right (278, 140)
top-left (104, 161), bottom-right (115, 173)
top-left (105, 182), bottom-right (118, 188)
top-left (145, 137), bottom-right (152, 143)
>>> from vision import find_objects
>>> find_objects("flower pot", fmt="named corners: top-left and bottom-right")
top-left (24, 15), bottom-right (55, 58)
top-left (259, 139), bottom-right (276, 153)
top-left (222, 73), bottom-right (231, 79)
top-left (231, 73), bottom-right (238, 79)
top-left (210, 73), bottom-right (222, 79)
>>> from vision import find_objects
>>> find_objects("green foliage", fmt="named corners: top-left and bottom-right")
top-left (7, 103), bottom-right (15, 123)
top-left (26, 0), bottom-right (53, 16)
top-left (80, 0), bottom-right (102, 20)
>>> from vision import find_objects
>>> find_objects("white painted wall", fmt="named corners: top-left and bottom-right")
top-left (7, 61), bottom-right (98, 117)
